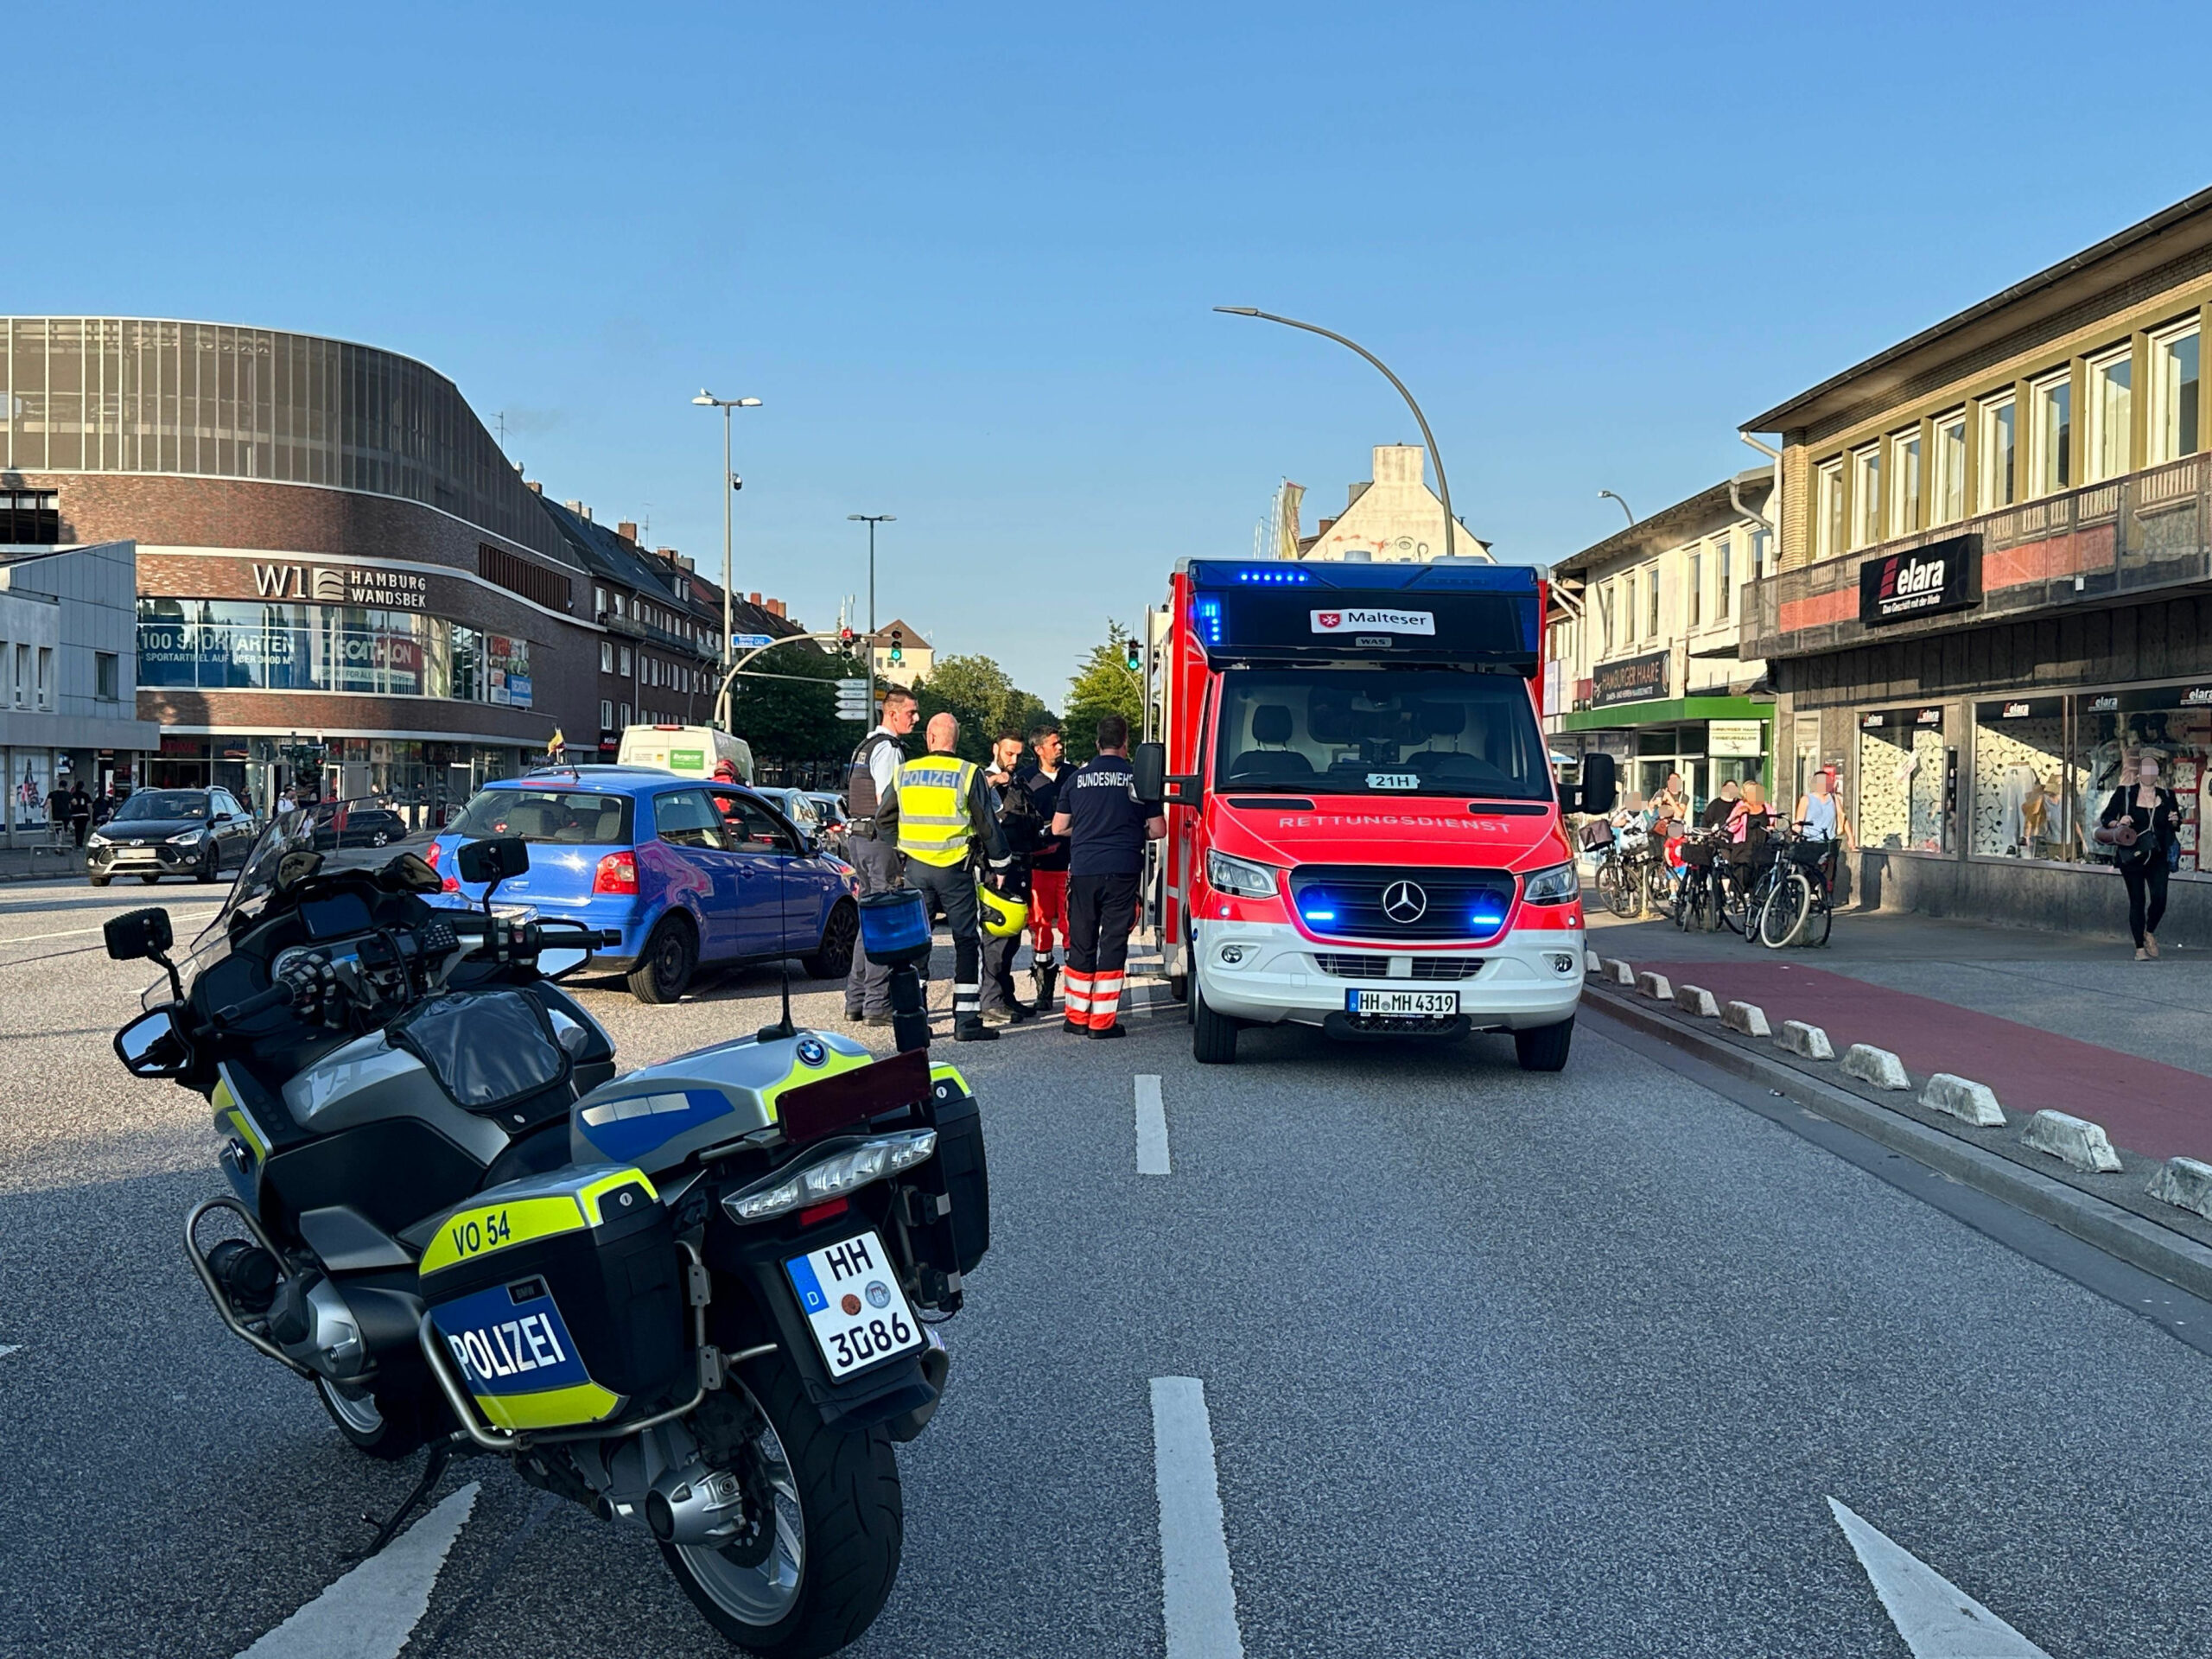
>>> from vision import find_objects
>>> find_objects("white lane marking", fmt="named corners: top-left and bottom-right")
top-left (1136, 1074), bottom-right (1171, 1175)
top-left (0, 905), bottom-right (224, 947)
top-left (0, 1344), bottom-right (21, 1359)
top-left (1828, 1497), bottom-right (2052, 1657)
top-left (233, 1481), bottom-right (480, 1659)
top-left (1150, 1377), bottom-right (1243, 1659)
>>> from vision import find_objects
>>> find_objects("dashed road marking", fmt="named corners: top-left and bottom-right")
top-left (1136, 1074), bottom-right (1171, 1174)
top-left (0, 1344), bottom-right (21, 1359)
top-left (1150, 1377), bottom-right (1243, 1659)
top-left (1829, 1496), bottom-right (2052, 1656)
top-left (232, 1481), bottom-right (480, 1659)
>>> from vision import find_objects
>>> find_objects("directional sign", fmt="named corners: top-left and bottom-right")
top-left (836, 678), bottom-right (868, 696)
top-left (731, 632), bottom-right (776, 650)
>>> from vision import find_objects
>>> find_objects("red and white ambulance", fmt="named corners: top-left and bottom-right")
top-left (1135, 559), bottom-right (1617, 1066)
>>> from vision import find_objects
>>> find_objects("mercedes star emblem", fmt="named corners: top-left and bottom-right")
top-left (1382, 880), bottom-right (1428, 924)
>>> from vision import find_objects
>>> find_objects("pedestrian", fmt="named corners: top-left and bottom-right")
top-left (887, 712), bottom-right (1013, 1042)
top-left (1793, 766), bottom-right (1856, 889)
top-left (1019, 721), bottom-right (1071, 1012)
top-left (842, 685), bottom-right (921, 1025)
top-left (67, 782), bottom-right (92, 848)
top-left (1048, 713), bottom-right (1166, 1039)
top-left (1649, 771), bottom-right (1688, 838)
top-left (44, 778), bottom-right (72, 848)
top-left (1724, 779), bottom-right (1770, 890)
top-left (1700, 778), bottom-right (1741, 830)
top-left (978, 729), bottom-right (1039, 1026)
top-left (2097, 751), bottom-right (2183, 961)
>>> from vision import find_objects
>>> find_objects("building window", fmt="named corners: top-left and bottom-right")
top-left (1979, 394), bottom-right (2017, 510)
top-left (2150, 320), bottom-right (2201, 464)
top-left (1644, 563), bottom-right (1660, 637)
top-left (601, 698), bottom-right (614, 730)
top-left (1598, 583), bottom-right (1616, 654)
top-left (2031, 370), bottom-right (2071, 496)
top-left (1752, 525), bottom-right (1772, 577)
top-left (35, 646), bottom-right (52, 708)
top-left (1623, 574), bottom-right (1638, 643)
top-left (1889, 426), bottom-right (1923, 537)
top-left (1851, 445), bottom-right (1882, 548)
top-left (1716, 535), bottom-right (1732, 620)
top-left (2087, 346), bottom-right (2132, 482)
top-left (599, 641), bottom-right (613, 673)
top-left (1816, 459), bottom-right (1846, 562)
top-left (0, 491), bottom-right (60, 544)
top-left (1858, 709), bottom-right (1949, 855)
top-left (1687, 550), bottom-right (1702, 629)
top-left (94, 651), bottom-right (118, 701)
top-left (619, 646), bottom-right (632, 677)
top-left (613, 593), bottom-right (627, 619)
top-left (11, 642), bottom-right (24, 705)
top-left (1932, 412), bottom-right (1967, 526)
top-left (620, 702), bottom-right (632, 727)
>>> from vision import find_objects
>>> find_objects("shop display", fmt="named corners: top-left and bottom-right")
top-left (2069, 694), bottom-right (2211, 874)
top-left (1858, 709), bottom-right (1948, 853)
top-left (1971, 702), bottom-right (2074, 859)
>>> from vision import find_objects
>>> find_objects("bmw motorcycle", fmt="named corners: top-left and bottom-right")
top-left (108, 800), bottom-right (988, 1658)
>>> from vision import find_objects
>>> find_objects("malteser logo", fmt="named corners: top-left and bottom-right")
top-left (1309, 607), bottom-right (1434, 636)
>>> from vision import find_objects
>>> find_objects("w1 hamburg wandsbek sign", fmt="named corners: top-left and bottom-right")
top-left (1859, 534), bottom-right (1980, 626)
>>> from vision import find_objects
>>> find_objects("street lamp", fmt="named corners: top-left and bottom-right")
top-left (1599, 489), bottom-right (1636, 527)
top-left (1214, 307), bottom-right (1461, 561)
top-left (692, 390), bottom-right (763, 729)
top-left (847, 514), bottom-right (895, 712)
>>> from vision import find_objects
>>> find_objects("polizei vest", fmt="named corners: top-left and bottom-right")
top-left (893, 755), bottom-right (978, 867)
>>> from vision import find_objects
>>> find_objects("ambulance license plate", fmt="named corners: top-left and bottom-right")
top-left (783, 1230), bottom-right (923, 1379)
top-left (1348, 988), bottom-right (1459, 1017)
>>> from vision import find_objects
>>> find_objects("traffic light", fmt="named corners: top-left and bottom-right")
top-left (888, 628), bottom-right (905, 667)
top-left (838, 626), bottom-right (855, 647)
top-left (1123, 637), bottom-right (1142, 673)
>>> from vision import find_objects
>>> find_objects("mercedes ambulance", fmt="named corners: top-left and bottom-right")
top-left (1135, 559), bottom-right (1616, 1067)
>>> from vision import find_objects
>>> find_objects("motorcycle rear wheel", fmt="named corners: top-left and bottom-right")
top-left (663, 1356), bottom-right (902, 1658)
top-left (316, 1376), bottom-right (444, 1461)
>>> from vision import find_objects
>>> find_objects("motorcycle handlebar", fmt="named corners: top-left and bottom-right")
top-left (211, 982), bottom-right (296, 1028)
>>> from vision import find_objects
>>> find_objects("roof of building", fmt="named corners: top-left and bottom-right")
top-left (538, 498), bottom-right (700, 613)
top-left (868, 619), bottom-right (928, 645)
top-left (1744, 183), bottom-right (2212, 433)
top-left (1550, 468), bottom-right (1771, 580)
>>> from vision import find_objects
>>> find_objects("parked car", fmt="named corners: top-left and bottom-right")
top-left (308, 804), bottom-right (411, 849)
top-left (85, 787), bottom-right (258, 887)
top-left (429, 767), bottom-right (859, 1003)
top-left (758, 786), bottom-right (823, 841)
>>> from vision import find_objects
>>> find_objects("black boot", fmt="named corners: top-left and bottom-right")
top-left (1032, 964), bottom-right (1058, 1014)
top-left (954, 1016), bottom-right (999, 1043)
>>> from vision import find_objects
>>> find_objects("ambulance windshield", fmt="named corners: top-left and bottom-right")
top-left (1212, 669), bottom-right (1551, 800)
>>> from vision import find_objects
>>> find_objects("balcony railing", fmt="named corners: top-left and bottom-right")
top-left (1744, 451), bottom-right (2212, 660)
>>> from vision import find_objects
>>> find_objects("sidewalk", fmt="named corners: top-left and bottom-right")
top-left (0, 844), bottom-right (86, 882)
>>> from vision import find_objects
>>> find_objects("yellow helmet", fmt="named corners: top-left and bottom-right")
top-left (977, 882), bottom-right (1029, 940)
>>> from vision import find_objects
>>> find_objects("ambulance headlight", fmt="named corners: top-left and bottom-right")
top-left (723, 1129), bottom-right (938, 1222)
top-left (1205, 850), bottom-right (1278, 899)
top-left (1521, 861), bottom-right (1580, 905)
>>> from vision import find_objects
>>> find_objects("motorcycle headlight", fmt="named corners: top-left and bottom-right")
top-left (1205, 849), bottom-right (1279, 899)
top-left (1522, 860), bottom-right (1580, 905)
top-left (722, 1129), bottom-right (938, 1223)
top-left (167, 828), bottom-right (208, 846)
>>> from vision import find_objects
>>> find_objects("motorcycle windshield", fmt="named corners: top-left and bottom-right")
top-left (199, 798), bottom-right (427, 948)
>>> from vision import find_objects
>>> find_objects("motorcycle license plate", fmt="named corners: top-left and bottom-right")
top-left (1347, 988), bottom-right (1459, 1017)
top-left (783, 1230), bottom-right (922, 1380)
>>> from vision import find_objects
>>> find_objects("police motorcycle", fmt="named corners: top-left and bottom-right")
top-left (106, 799), bottom-right (988, 1658)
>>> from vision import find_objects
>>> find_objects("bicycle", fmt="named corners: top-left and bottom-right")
top-left (1749, 824), bottom-right (1836, 949)
top-left (1671, 829), bottom-right (1730, 932)
top-left (1591, 823), bottom-right (1653, 918)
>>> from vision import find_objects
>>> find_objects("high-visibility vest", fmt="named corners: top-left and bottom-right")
top-left (894, 755), bottom-right (978, 867)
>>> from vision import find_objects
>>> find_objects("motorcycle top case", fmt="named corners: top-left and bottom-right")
top-left (421, 1164), bottom-right (685, 1432)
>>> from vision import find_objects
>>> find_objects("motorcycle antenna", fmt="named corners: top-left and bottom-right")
top-left (757, 808), bottom-right (798, 1043)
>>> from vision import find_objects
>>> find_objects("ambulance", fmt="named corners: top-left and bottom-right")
top-left (1135, 559), bottom-right (1617, 1067)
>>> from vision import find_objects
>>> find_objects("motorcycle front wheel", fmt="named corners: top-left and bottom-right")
top-left (663, 1355), bottom-right (903, 1659)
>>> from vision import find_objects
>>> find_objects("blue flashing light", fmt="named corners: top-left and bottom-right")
top-left (1469, 901), bottom-right (1509, 929)
top-left (1301, 908), bottom-right (1337, 923)
top-left (1231, 568), bottom-right (1313, 585)
top-left (1192, 594), bottom-right (1225, 645)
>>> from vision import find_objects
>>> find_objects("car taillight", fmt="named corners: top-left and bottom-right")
top-left (441, 876), bottom-right (459, 893)
top-left (423, 842), bottom-right (442, 867)
top-left (594, 851), bottom-right (639, 894)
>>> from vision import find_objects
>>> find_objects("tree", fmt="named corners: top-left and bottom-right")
top-left (913, 654), bottom-right (1058, 763)
top-left (1064, 620), bottom-right (1146, 761)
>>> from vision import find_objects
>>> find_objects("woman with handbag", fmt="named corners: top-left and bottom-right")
top-left (2097, 753), bottom-right (2183, 960)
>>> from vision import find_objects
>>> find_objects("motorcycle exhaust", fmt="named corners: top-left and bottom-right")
top-left (645, 1462), bottom-right (748, 1545)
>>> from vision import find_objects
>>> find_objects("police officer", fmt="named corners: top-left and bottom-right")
top-left (842, 685), bottom-right (919, 1024)
top-left (979, 729), bottom-right (1038, 1025)
top-left (888, 712), bottom-right (1012, 1042)
top-left (1049, 713), bottom-right (1166, 1039)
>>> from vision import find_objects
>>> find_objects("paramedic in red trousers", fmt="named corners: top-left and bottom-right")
top-left (1018, 721), bottom-right (1070, 1012)
top-left (1049, 713), bottom-right (1166, 1038)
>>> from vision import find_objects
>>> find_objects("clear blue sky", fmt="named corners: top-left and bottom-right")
top-left (19, 1), bottom-right (2209, 704)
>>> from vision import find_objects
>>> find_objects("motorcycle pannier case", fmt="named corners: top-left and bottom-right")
top-left (421, 1165), bottom-right (685, 1431)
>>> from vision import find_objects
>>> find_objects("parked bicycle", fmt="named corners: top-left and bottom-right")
top-left (1745, 822), bottom-right (1835, 949)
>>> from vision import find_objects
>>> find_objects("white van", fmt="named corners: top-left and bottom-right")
top-left (616, 723), bottom-right (755, 784)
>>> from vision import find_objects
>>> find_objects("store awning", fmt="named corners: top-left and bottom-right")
top-left (1560, 695), bottom-right (1772, 733)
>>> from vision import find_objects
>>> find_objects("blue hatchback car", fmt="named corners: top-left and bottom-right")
top-left (429, 766), bottom-right (860, 1003)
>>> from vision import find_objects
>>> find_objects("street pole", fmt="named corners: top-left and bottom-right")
top-left (848, 514), bottom-right (895, 717)
top-left (692, 390), bottom-right (761, 731)
top-left (1213, 307), bottom-right (1460, 560)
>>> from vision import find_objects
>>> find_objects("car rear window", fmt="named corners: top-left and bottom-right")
top-left (451, 789), bottom-right (632, 845)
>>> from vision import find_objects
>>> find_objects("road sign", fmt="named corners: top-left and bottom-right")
top-left (836, 678), bottom-right (868, 696)
top-left (731, 632), bottom-right (776, 650)
top-left (835, 679), bottom-right (873, 721)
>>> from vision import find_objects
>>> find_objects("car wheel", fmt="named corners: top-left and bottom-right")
top-left (628, 914), bottom-right (699, 1004)
top-left (195, 849), bottom-right (219, 883)
top-left (139, 874), bottom-right (160, 885)
top-left (1514, 1017), bottom-right (1574, 1072)
top-left (1191, 976), bottom-right (1238, 1065)
top-left (370, 830), bottom-right (391, 846)
top-left (89, 875), bottom-right (110, 887)
top-left (801, 899), bottom-right (859, 981)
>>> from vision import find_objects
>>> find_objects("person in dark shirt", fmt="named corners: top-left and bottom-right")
top-left (1048, 714), bottom-right (1165, 1038)
top-left (1699, 779), bottom-right (1740, 830)
top-left (978, 730), bottom-right (1039, 1024)
top-left (1019, 721), bottom-right (1071, 1012)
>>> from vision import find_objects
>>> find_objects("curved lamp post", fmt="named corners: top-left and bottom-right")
top-left (847, 514), bottom-right (895, 711)
top-left (1598, 489), bottom-right (1636, 527)
top-left (1214, 307), bottom-right (1461, 560)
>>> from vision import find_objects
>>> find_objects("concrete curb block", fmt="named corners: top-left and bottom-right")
top-left (1578, 983), bottom-right (2212, 1306)
top-left (1720, 1001), bottom-right (1770, 1037)
top-left (1673, 983), bottom-right (1720, 1018)
top-left (1921, 1073), bottom-right (2007, 1128)
top-left (2148, 1157), bottom-right (2212, 1222)
top-left (2022, 1109), bottom-right (2125, 1173)
top-left (1598, 957), bottom-right (1634, 986)
top-left (1585, 950), bottom-right (1602, 976)
top-left (1777, 1020), bottom-right (1834, 1060)
top-left (1840, 1044), bottom-right (1910, 1090)
top-left (1636, 970), bottom-right (1673, 1001)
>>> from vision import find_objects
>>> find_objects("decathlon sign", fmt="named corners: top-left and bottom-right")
top-left (1859, 534), bottom-right (1979, 626)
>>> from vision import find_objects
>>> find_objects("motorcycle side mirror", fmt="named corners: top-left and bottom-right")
top-left (104, 906), bottom-right (173, 962)
top-left (1575, 753), bottom-right (1618, 816)
top-left (378, 851), bottom-right (444, 893)
top-left (537, 946), bottom-right (590, 979)
top-left (1131, 741), bottom-right (1166, 807)
top-left (115, 1007), bottom-right (190, 1077)
top-left (457, 836), bottom-right (529, 886)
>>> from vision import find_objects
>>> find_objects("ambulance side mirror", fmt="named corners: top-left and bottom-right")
top-left (1574, 753), bottom-right (1618, 816)
top-left (1131, 742), bottom-right (1166, 806)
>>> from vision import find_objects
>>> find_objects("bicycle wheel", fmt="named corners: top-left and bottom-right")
top-left (1758, 868), bottom-right (1812, 949)
top-left (1797, 872), bottom-right (1833, 947)
top-left (1608, 858), bottom-right (1642, 919)
top-left (1718, 866), bottom-right (1750, 935)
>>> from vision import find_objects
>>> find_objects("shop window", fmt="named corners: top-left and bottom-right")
top-left (1889, 426), bottom-right (1923, 537)
top-left (1932, 413), bottom-right (1967, 526)
top-left (2087, 346), bottom-right (2132, 482)
top-left (2031, 371), bottom-right (2071, 496)
top-left (1687, 551), bottom-right (1702, 629)
top-left (1972, 698), bottom-right (2075, 861)
top-left (1979, 395), bottom-right (2017, 510)
top-left (1851, 445), bottom-right (1882, 548)
top-left (1816, 459), bottom-right (1846, 561)
top-left (2150, 321), bottom-right (2201, 464)
top-left (2069, 688), bottom-right (2212, 873)
top-left (1715, 536), bottom-right (1732, 620)
top-left (95, 651), bottom-right (118, 701)
top-left (1857, 708), bottom-right (1948, 853)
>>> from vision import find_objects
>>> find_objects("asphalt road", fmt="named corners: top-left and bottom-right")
top-left (6, 879), bottom-right (2212, 1657)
